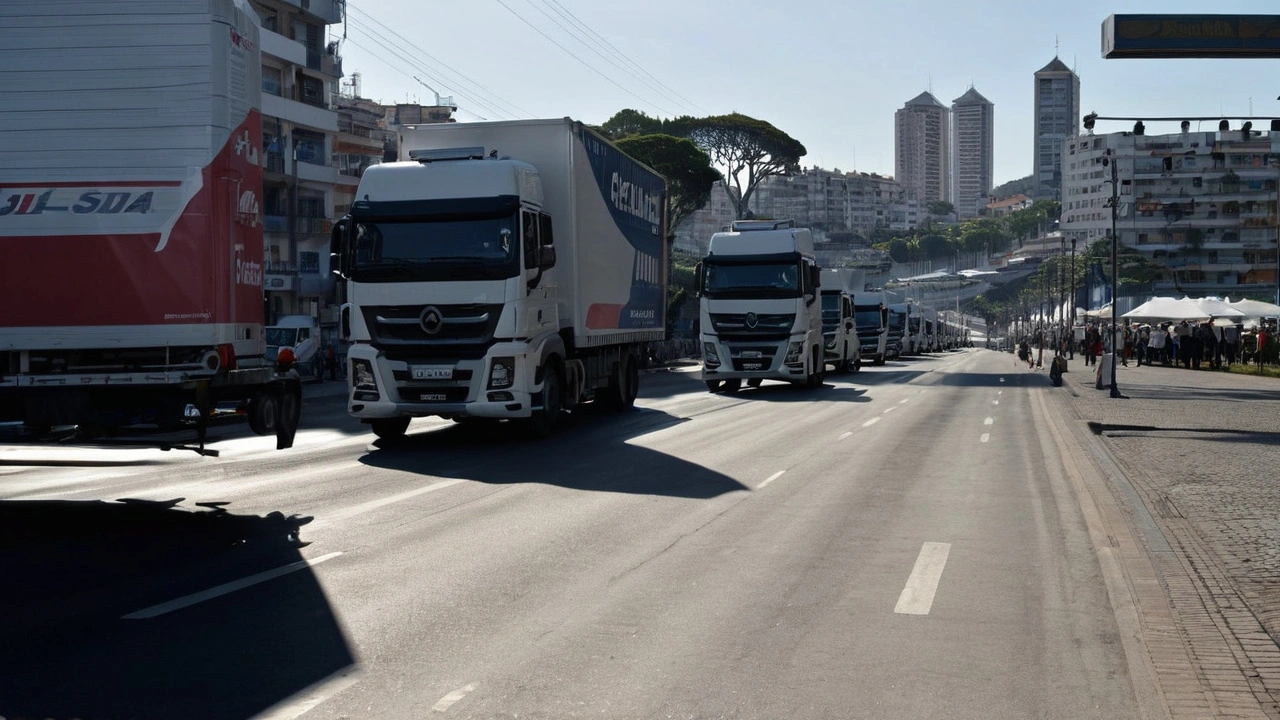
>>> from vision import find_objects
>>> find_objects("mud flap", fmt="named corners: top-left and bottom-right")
top-left (274, 379), bottom-right (301, 450)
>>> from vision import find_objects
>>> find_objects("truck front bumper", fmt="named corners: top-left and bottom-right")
top-left (346, 343), bottom-right (537, 420)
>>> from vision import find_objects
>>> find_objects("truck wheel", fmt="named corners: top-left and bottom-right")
top-left (529, 363), bottom-right (563, 437)
top-left (874, 355), bottom-right (886, 366)
top-left (721, 378), bottom-right (742, 393)
top-left (603, 353), bottom-right (639, 409)
top-left (247, 391), bottom-right (277, 436)
top-left (370, 417), bottom-right (410, 441)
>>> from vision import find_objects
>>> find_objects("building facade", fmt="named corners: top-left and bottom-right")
top-left (1061, 128), bottom-right (1280, 296)
top-left (748, 168), bottom-right (907, 238)
top-left (951, 87), bottom-right (994, 219)
top-left (895, 91), bottom-right (950, 206)
top-left (252, 0), bottom-right (345, 325)
top-left (1032, 57), bottom-right (1080, 201)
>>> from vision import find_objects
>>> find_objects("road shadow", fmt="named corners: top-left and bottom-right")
top-left (718, 381), bottom-right (872, 403)
top-left (845, 369), bottom-right (929, 386)
top-left (0, 499), bottom-right (354, 720)
top-left (933, 372), bottom-right (1050, 388)
top-left (360, 405), bottom-right (750, 499)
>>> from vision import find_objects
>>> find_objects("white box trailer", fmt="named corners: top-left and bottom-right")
top-left (0, 0), bottom-right (300, 452)
top-left (332, 119), bottom-right (667, 438)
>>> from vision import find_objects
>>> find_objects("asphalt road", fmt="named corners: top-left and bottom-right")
top-left (0, 350), bottom-right (1140, 719)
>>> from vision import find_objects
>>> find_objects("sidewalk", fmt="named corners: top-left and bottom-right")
top-left (1051, 355), bottom-right (1280, 717)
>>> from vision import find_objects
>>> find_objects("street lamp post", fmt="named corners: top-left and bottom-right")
top-left (1102, 149), bottom-right (1123, 398)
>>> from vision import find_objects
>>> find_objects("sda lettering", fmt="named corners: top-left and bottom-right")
top-left (0, 190), bottom-right (154, 216)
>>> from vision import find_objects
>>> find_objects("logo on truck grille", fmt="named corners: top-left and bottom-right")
top-left (420, 306), bottom-right (444, 335)
top-left (745, 312), bottom-right (758, 329)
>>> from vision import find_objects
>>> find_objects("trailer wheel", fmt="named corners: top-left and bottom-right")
top-left (370, 417), bottom-right (410, 441)
top-left (602, 353), bottom-right (639, 409)
top-left (529, 362), bottom-right (563, 437)
top-left (247, 391), bottom-right (277, 436)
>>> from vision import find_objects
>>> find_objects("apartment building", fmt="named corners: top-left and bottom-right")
top-left (749, 168), bottom-right (907, 237)
top-left (1032, 57), bottom-right (1080, 201)
top-left (895, 91), bottom-right (950, 205)
top-left (1061, 127), bottom-right (1280, 296)
top-left (252, 0), bottom-right (344, 324)
top-left (951, 87), bottom-right (994, 219)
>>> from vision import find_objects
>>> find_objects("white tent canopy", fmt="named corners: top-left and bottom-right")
top-left (1227, 297), bottom-right (1280, 318)
top-left (1121, 296), bottom-right (1244, 322)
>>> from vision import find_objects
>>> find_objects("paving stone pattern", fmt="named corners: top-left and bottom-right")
top-left (1049, 355), bottom-right (1280, 717)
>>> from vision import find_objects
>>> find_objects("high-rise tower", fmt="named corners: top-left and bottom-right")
top-left (1032, 57), bottom-right (1080, 200)
top-left (951, 87), bottom-right (994, 219)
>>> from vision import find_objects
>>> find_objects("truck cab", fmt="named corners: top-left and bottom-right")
top-left (265, 315), bottom-right (322, 379)
top-left (852, 292), bottom-right (889, 365)
top-left (885, 302), bottom-right (908, 360)
top-left (820, 288), bottom-right (861, 373)
top-left (697, 220), bottom-right (825, 392)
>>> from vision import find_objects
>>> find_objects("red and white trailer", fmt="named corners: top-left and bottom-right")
top-left (0, 0), bottom-right (300, 452)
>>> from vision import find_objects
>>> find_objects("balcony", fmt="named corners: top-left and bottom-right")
top-left (260, 28), bottom-right (306, 66)
top-left (264, 152), bottom-right (285, 174)
top-left (264, 215), bottom-right (288, 233)
top-left (297, 217), bottom-right (332, 235)
top-left (262, 94), bottom-right (337, 133)
top-left (281, 0), bottom-right (343, 24)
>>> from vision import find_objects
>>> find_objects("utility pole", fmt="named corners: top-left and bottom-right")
top-left (1069, 236), bottom-right (1077, 359)
top-left (1102, 148), bottom-right (1123, 398)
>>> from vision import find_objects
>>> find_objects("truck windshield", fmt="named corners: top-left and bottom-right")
top-left (350, 216), bottom-right (520, 282)
top-left (909, 317), bottom-right (921, 332)
top-left (854, 309), bottom-right (882, 330)
top-left (703, 262), bottom-right (801, 298)
top-left (888, 310), bottom-right (906, 331)
top-left (265, 328), bottom-right (298, 347)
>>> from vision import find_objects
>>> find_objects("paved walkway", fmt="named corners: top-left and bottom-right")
top-left (1046, 352), bottom-right (1280, 718)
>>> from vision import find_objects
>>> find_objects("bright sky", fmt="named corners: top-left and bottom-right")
top-left (338, 0), bottom-right (1280, 187)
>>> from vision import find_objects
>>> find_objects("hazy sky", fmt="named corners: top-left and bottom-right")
top-left (337, 1), bottom-right (1280, 186)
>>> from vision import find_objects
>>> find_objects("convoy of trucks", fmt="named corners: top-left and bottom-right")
top-left (0, 0), bottom-right (301, 453)
top-left (329, 118), bottom-right (667, 438)
top-left (852, 290), bottom-right (890, 366)
top-left (696, 220), bottom-right (826, 392)
top-left (820, 270), bottom-right (861, 374)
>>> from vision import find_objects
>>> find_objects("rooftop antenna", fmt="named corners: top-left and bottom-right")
top-left (1055, 35), bottom-right (1060, 56)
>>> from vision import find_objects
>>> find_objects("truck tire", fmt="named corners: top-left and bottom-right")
top-left (247, 391), bottom-right (277, 436)
top-left (370, 417), bottom-right (410, 441)
top-left (602, 353), bottom-right (639, 409)
top-left (529, 362), bottom-right (563, 437)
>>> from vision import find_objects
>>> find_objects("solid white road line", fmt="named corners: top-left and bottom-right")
top-left (980, 433), bottom-right (990, 443)
top-left (123, 552), bottom-right (343, 620)
top-left (894, 542), bottom-right (952, 615)
top-left (432, 683), bottom-right (478, 712)
top-left (984, 417), bottom-right (994, 425)
top-left (861, 417), bottom-right (881, 428)
top-left (254, 667), bottom-right (363, 720)
top-left (758, 470), bottom-right (786, 489)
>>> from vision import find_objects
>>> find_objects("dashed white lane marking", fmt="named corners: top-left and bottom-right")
top-left (992, 400), bottom-right (999, 405)
top-left (839, 431), bottom-right (853, 440)
top-left (899, 399), bottom-right (909, 404)
top-left (432, 683), bottom-right (478, 712)
top-left (318, 478), bottom-right (468, 527)
top-left (998, 390), bottom-right (1003, 395)
top-left (883, 406), bottom-right (898, 414)
top-left (758, 470), bottom-right (786, 489)
top-left (123, 552), bottom-right (343, 620)
top-left (862, 417), bottom-right (881, 428)
top-left (980, 433), bottom-right (990, 443)
top-left (984, 417), bottom-right (994, 425)
top-left (255, 667), bottom-right (363, 720)
top-left (894, 542), bottom-right (952, 615)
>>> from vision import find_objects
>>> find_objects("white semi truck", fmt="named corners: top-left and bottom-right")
top-left (697, 220), bottom-right (825, 391)
top-left (0, 0), bottom-right (301, 454)
top-left (819, 270), bottom-right (860, 374)
top-left (885, 302), bottom-right (908, 359)
top-left (330, 119), bottom-right (667, 439)
top-left (852, 291), bottom-right (889, 365)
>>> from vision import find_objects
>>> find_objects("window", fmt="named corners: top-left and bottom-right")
top-left (300, 251), bottom-right (320, 274)
top-left (262, 66), bottom-right (282, 96)
top-left (299, 74), bottom-right (324, 108)
top-left (293, 129), bottom-right (325, 166)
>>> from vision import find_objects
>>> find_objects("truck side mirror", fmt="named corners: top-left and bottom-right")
top-left (330, 219), bottom-right (349, 278)
top-left (539, 245), bottom-right (556, 270)
top-left (339, 303), bottom-right (351, 341)
top-left (694, 262), bottom-right (704, 297)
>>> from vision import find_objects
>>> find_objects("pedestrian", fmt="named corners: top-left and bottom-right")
top-left (1147, 323), bottom-right (1164, 368)
top-left (1258, 326), bottom-right (1268, 368)
top-left (1136, 325), bottom-right (1149, 366)
top-left (1225, 323), bottom-right (1240, 367)
top-left (1176, 320), bottom-right (1192, 368)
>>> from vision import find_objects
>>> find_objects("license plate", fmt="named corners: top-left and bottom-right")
top-left (741, 350), bottom-right (762, 359)
top-left (411, 366), bottom-right (452, 380)
top-left (420, 393), bottom-right (448, 401)
top-left (743, 362), bottom-right (763, 370)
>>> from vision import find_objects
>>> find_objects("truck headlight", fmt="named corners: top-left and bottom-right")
top-left (352, 358), bottom-right (376, 390)
top-left (487, 356), bottom-right (515, 389)
top-left (703, 342), bottom-right (720, 367)
top-left (784, 341), bottom-right (803, 363)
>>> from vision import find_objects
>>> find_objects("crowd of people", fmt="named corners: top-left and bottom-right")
top-left (1074, 318), bottom-right (1278, 370)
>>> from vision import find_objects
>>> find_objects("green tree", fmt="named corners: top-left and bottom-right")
top-left (919, 232), bottom-right (951, 259)
top-left (615, 134), bottom-right (720, 233)
top-left (927, 200), bottom-right (955, 216)
top-left (599, 108), bottom-right (663, 140)
top-left (666, 113), bottom-right (806, 219)
top-left (887, 238), bottom-right (911, 264)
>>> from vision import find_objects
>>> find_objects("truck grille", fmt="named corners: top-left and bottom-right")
top-left (709, 312), bottom-right (795, 340)
top-left (364, 304), bottom-right (503, 360)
